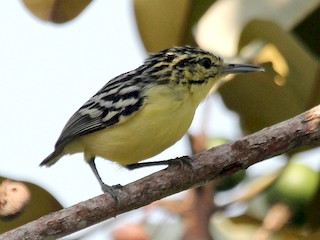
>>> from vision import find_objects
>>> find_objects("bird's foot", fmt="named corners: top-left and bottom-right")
top-left (101, 184), bottom-right (123, 208)
top-left (167, 156), bottom-right (194, 171)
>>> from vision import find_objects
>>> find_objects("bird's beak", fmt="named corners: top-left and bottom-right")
top-left (223, 63), bottom-right (264, 74)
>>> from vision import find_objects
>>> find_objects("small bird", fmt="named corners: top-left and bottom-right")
top-left (40, 46), bottom-right (263, 200)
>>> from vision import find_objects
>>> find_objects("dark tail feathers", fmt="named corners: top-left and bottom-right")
top-left (40, 149), bottom-right (63, 167)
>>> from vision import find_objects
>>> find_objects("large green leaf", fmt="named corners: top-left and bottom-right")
top-left (134, 0), bottom-right (215, 52)
top-left (0, 177), bottom-right (62, 233)
top-left (22, 0), bottom-right (92, 23)
top-left (219, 19), bottom-right (319, 133)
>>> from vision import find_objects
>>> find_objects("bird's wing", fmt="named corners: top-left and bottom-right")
top-left (54, 72), bottom-right (146, 149)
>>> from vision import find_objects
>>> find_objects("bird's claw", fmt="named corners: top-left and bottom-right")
top-left (101, 184), bottom-right (122, 208)
top-left (168, 156), bottom-right (194, 171)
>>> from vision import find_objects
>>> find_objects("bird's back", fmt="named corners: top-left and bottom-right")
top-left (66, 83), bottom-right (198, 165)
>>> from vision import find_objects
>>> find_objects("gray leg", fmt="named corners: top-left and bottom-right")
top-left (88, 157), bottom-right (120, 205)
top-left (126, 156), bottom-right (193, 170)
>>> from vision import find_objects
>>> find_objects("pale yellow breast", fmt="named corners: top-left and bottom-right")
top-left (65, 85), bottom-right (199, 166)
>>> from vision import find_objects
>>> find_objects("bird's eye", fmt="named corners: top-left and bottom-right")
top-left (198, 58), bottom-right (212, 69)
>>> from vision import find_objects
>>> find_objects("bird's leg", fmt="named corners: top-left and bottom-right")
top-left (88, 157), bottom-right (121, 205)
top-left (126, 156), bottom-right (193, 171)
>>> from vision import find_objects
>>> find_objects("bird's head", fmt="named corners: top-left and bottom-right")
top-left (144, 46), bottom-right (264, 87)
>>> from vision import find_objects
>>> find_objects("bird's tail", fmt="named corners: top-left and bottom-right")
top-left (40, 149), bottom-right (63, 167)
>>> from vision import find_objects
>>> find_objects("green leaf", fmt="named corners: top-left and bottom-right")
top-left (22, 0), bottom-right (92, 23)
top-left (0, 177), bottom-right (63, 233)
top-left (266, 162), bottom-right (319, 225)
top-left (133, 0), bottom-right (215, 52)
top-left (219, 19), bottom-right (319, 133)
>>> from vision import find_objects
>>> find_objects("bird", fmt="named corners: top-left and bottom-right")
top-left (40, 46), bottom-right (264, 201)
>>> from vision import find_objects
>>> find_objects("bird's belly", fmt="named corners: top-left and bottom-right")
top-left (73, 97), bottom-right (196, 166)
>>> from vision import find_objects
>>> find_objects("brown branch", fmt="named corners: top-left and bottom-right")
top-left (1, 105), bottom-right (320, 240)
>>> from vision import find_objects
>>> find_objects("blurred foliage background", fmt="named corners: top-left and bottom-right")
top-left (1, 0), bottom-right (320, 239)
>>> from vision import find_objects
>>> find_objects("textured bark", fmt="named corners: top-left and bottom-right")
top-left (1, 105), bottom-right (320, 240)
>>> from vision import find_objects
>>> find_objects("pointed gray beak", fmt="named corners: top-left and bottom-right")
top-left (223, 63), bottom-right (264, 74)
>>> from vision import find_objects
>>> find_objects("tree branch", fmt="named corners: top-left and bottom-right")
top-left (1, 105), bottom-right (320, 240)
